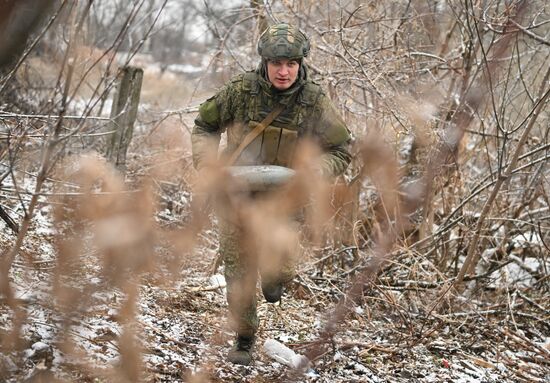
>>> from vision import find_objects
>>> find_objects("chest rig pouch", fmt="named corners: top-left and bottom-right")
top-left (235, 121), bottom-right (298, 167)
top-left (229, 72), bottom-right (322, 167)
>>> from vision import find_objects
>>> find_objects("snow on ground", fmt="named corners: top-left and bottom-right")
top-left (2, 203), bottom-right (548, 383)
top-left (0, 152), bottom-right (548, 383)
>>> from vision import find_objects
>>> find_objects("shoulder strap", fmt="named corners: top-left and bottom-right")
top-left (298, 81), bottom-right (323, 106)
top-left (242, 72), bottom-right (260, 95)
top-left (227, 105), bottom-right (284, 166)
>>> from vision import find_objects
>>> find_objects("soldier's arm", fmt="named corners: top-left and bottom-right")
top-left (313, 95), bottom-right (352, 177)
top-left (319, 142), bottom-right (352, 177)
top-left (191, 81), bottom-right (237, 170)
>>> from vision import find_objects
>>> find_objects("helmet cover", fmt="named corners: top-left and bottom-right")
top-left (257, 23), bottom-right (310, 60)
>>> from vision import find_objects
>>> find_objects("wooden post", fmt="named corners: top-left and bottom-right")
top-left (107, 66), bottom-right (143, 172)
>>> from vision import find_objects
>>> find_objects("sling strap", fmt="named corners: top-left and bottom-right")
top-left (227, 105), bottom-right (284, 165)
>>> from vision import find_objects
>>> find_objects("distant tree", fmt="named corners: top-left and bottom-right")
top-left (0, 0), bottom-right (57, 71)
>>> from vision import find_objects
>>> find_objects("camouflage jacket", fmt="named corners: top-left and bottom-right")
top-left (191, 64), bottom-right (351, 177)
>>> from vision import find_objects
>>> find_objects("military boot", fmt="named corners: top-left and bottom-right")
top-left (227, 334), bottom-right (255, 365)
top-left (261, 280), bottom-right (283, 303)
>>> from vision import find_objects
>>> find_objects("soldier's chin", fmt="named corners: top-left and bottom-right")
top-left (273, 80), bottom-right (291, 90)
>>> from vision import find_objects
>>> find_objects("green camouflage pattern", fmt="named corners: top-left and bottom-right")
top-left (257, 23), bottom-right (310, 60)
top-left (192, 66), bottom-right (351, 176)
top-left (220, 215), bottom-right (298, 335)
top-left (219, 217), bottom-right (259, 335)
top-left (192, 64), bottom-right (351, 336)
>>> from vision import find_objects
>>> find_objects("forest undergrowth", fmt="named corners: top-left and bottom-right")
top-left (1, 1), bottom-right (549, 382)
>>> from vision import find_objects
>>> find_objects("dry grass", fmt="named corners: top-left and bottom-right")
top-left (139, 69), bottom-right (194, 109)
top-left (1, 1), bottom-right (549, 382)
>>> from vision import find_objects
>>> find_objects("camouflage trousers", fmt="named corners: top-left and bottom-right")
top-left (219, 213), bottom-right (299, 336)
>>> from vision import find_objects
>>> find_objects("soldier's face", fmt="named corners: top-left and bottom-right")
top-left (267, 59), bottom-right (300, 90)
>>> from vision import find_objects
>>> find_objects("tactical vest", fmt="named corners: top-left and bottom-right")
top-left (227, 72), bottom-right (322, 167)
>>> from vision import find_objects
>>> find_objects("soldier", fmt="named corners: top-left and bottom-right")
top-left (191, 23), bottom-right (351, 365)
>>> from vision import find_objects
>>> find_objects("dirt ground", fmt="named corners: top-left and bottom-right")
top-left (1, 199), bottom-right (548, 383)
top-left (1, 64), bottom-right (548, 383)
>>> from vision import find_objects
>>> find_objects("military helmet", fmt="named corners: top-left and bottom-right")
top-left (257, 23), bottom-right (310, 60)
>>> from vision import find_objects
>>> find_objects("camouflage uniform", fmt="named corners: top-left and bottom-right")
top-left (191, 26), bottom-right (351, 339)
top-left (192, 66), bottom-right (351, 175)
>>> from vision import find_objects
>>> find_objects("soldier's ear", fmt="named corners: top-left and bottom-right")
top-left (261, 59), bottom-right (269, 79)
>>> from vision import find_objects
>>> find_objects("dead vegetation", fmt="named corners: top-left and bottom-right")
top-left (0, 1), bottom-right (549, 382)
